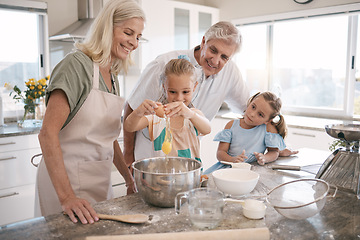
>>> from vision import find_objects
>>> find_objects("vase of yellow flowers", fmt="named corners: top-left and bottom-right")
top-left (5, 76), bottom-right (49, 128)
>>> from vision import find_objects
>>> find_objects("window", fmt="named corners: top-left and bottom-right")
top-left (234, 4), bottom-right (360, 119)
top-left (174, 8), bottom-right (190, 50)
top-left (272, 16), bottom-right (348, 115)
top-left (235, 24), bottom-right (268, 96)
top-left (0, 1), bottom-right (48, 120)
top-left (354, 17), bottom-right (360, 115)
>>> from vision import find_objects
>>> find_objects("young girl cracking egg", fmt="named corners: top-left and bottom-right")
top-left (124, 57), bottom-right (211, 161)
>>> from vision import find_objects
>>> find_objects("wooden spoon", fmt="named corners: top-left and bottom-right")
top-left (97, 213), bottom-right (149, 224)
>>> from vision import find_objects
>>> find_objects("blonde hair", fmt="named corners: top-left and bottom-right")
top-left (248, 91), bottom-right (287, 139)
top-left (204, 21), bottom-right (242, 53)
top-left (164, 58), bottom-right (196, 83)
top-left (75, 0), bottom-right (145, 75)
top-left (158, 58), bottom-right (196, 105)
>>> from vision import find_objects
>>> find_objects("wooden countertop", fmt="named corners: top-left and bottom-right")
top-left (0, 148), bottom-right (359, 240)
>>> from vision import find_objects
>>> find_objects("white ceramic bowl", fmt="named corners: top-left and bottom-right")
top-left (242, 199), bottom-right (267, 219)
top-left (212, 168), bottom-right (259, 196)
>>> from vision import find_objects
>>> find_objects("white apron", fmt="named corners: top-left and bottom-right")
top-left (35, 62), bottom-right (124, 216)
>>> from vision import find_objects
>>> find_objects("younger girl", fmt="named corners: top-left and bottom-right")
top-left (204, 92), bottom-right (286, 174)
top-left (124, 58), bottom-right (211, 161)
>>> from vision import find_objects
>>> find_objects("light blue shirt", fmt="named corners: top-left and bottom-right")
top-left (213, 119), bottom-right (286, 163)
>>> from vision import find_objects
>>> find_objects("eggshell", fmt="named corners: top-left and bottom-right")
top-left (155, 105), bottom-right (165, 118)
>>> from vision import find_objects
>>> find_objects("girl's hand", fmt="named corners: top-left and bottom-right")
top-left (279, 148), bottom-right (299, 157)
top-left (164, 101), bottom-right (194, 118)
top-left (254, 152), bottom-right (266, 165)
top-left (230, 150), bottom-right (247, 163)
top-left (134, 99), bottom-right (159, 117)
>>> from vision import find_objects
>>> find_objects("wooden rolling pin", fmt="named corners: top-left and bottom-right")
top-left (86, 227), bottom-right (270, 240)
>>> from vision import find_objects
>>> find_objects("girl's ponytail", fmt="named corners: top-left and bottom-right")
top-left (271, 114), bottom-right (287, 139)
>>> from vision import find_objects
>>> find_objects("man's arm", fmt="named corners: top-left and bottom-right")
top-left (123, 102), bottom-right (136, 167)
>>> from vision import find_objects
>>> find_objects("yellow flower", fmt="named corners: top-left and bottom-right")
top-left (37, 85), bottom-right (42, 89)
top-left (4, 83), bottom-right (13, 91)
top-left (30, 86), bottom-right (35, 90)
top-left (38, 91), bottom-right (41, 95)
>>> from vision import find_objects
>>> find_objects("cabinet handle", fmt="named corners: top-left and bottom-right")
top-left (292, 132), bottom-right (316, 138)
top-left (0, 192), bottom-right (19, 199)
top-left (0, 156), bottom-right (16, 161)
top-left (0, 142), bottom-right (16, 146)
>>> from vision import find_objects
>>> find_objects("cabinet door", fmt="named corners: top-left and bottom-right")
top-left (140, 0), bottom-right (219, 71)
top-left (0, 148), bottom-right (40, 189)
top-left (200, 117), bottom-right (230, 171)
top-left (0, 184), bottom-right (35, 226)
top-left (0, 134), bottom-right (39, 153)
top-left (286, 127), bottom-right (333, 151)
top-left (111, 170), bottom-right (126, 198)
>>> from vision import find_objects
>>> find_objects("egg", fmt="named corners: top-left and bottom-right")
top-left (155, 105), bottom-right (165, 118)
top-left (162, 141), bottom-right (172, 155)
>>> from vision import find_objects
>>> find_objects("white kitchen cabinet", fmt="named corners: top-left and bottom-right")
top-left (286, 127), bottom-right (334, 152)
top-left (0, 134), bottom-right (41, 226)
top-left (139, 0), bottom-right (219, 71)
top-left (200, 117), bottom-right (229, 171)
top-left (0, 184), bottom-right (36, 226)
top-left (112, 137), bottom-right (126, 198)
top-left (123, 0), bottom-right (219, 98)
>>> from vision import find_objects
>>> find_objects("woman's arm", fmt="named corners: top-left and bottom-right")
top-left (112, 140), bottom-right (136, 194)
top-left (38, 89), bottom-right (98, 224)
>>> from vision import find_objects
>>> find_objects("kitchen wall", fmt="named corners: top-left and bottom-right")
top-left (33, 0), bottom-right (360, 36)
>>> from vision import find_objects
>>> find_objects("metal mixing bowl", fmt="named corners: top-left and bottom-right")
top-left (325, 124), bottom-right (360, 142)
top-left (132, 157), bottom-right (202, 207)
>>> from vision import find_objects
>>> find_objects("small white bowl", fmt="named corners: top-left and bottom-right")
top-left (212, 168), bottom-right (259, 196)
top-left (242, 199), bottom-right (267, 219)
top-left (231, 162), bottom-right (251, 170)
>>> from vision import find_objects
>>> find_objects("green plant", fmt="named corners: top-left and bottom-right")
top-left (329, 139), bottom-right (355, 151)
top-left (4, 76), bottom-right (49, 121)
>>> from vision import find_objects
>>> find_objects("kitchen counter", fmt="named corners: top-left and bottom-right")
top-left (0, 148), bottom-right (359, 239)
top-left (0, 122), bottom-right (41, 138)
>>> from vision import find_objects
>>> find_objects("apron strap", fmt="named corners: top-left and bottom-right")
top-left (93, 62), bottom-right (100, 90)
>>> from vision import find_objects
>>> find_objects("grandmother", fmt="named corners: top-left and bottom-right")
top-left (36, 0), bottom-right (145, 224)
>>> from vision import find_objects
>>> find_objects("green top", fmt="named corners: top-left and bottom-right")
top-left (46, 50), bottom-right (120, 128)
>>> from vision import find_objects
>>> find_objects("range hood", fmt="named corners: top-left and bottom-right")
top-left (49, 0), bottom-right (102, 42)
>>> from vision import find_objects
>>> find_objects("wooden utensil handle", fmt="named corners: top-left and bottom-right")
top-left (271, 164), bottom-right (301, 171)
top-left (97, 214), bottom-right (119, 221)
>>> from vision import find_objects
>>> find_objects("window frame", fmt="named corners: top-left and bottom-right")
top-left (0, 0), bottom-right (50, 119)
top-left (232, 3), bottom-right (360, 120)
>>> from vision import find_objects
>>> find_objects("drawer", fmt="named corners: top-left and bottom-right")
top-left (111, 170), bottom-right (126, 198)
top-left (286, 127), bottom-right (334, 151)
top-left (0, 148), bottom-right (40, 189)
top-left (0, 184), bottom-right (36, 226)
top-left (0, 134), bottom-right (40, 153)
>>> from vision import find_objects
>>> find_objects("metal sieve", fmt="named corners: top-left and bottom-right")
top-left (266, 178), bottom-right (337, 219)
